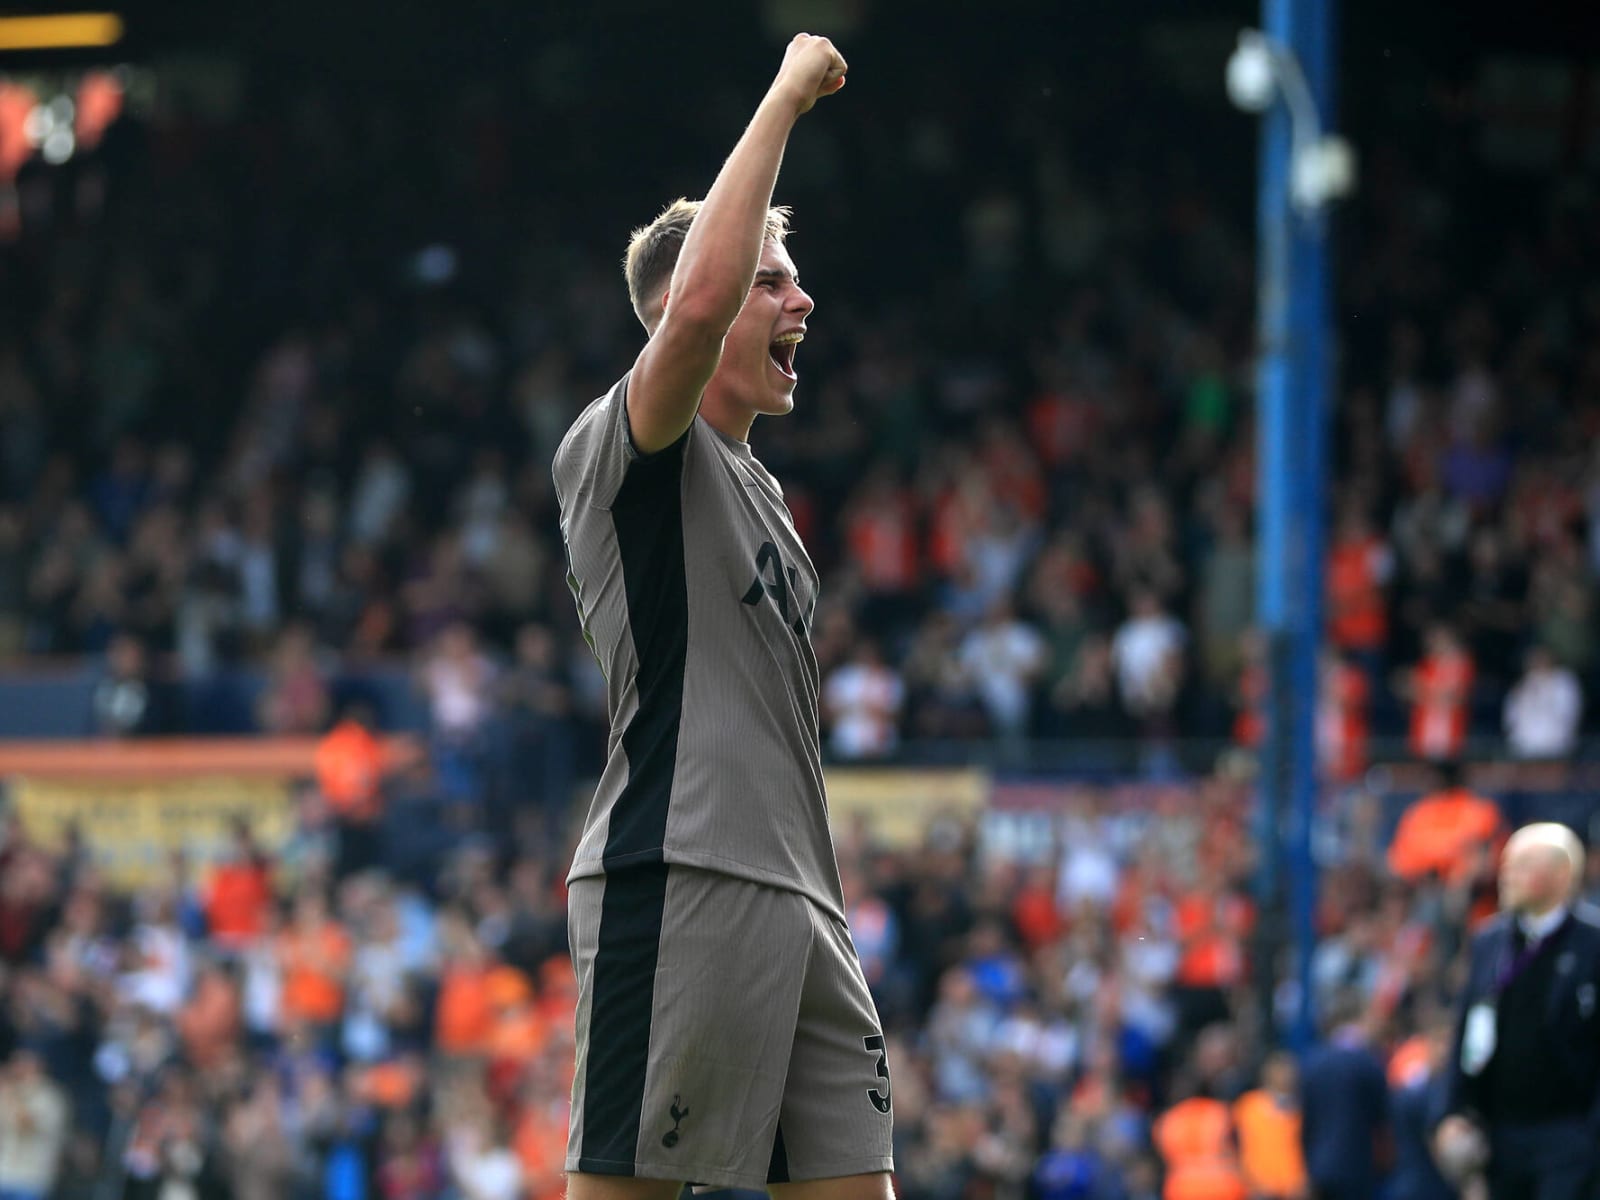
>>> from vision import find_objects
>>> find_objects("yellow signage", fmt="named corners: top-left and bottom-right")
top-left (10, 775), bottom-right (295, 888)
top-left (0, 13), bottom-right (124, 51)
top-left (825, 767), bottom-right (989, 848)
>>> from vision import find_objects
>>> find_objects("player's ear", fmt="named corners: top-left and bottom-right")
top-left (648, 289), bottom-right (669, 335)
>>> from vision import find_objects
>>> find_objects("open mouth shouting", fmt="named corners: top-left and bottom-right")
top-left (769, 329), bottom-right (804, 381)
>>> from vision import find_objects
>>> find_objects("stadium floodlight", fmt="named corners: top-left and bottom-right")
top-left (1227, 28), bottom-right (1355, 214)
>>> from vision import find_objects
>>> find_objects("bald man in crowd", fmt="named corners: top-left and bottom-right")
top-left (1434, 822), bottom-right (1600, 1200)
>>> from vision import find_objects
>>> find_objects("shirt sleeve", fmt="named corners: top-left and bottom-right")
top-left (551, 376), bottom-right (638, 512)
top-left (551, 373), bottom-right (689, 512)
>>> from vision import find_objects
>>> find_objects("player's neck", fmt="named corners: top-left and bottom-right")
top-left (699, 389), bottom-right (757, 443)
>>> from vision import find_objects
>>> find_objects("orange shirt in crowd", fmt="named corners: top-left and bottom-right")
top-left (1232, 659), bottom-right (1267, 749)
top-left (1154, 1096), bottom-right (1248, 1200)
top-left (515, 1102), bottom-right (571, 1200)
top-left (204, 858), bottom-right (273, 947)
top-left (1164, 1158), bottom-right (1251, 1200)
top-left (1027, 390), bottom-right (1099, 467)
top-left (436, 964), bottom-right (495, 1055)
top-left (353, 1057), bottom-right (423, 1109)
top-left (1232, 1089), bottom-right (1307, 1199)
top-left (1387, 1035), bottom-right (1432, 1089)
top-left (1317, 658), bottom-right (1371, 783)
top-left (927, 479), bottom-right (998, 577)
top-left (486, 964), bottom-right (544, 1060)
top-left (1408, 649), bottom-right (1475, 762)
top-left (315, 718), bottom-right (385, 822)
top-left (846, 491), bottom-right (921, 592)
top-left (980, 440), bottom-right (1047, 521)
top-left (1326, 534), bottom-right (1389, 652)
top-left (1112, 868), bottom-right (1165, 937)
top-left (490, 1006), bottom-right (549, 1066)
top-left (279, 920), bottom-right (352, 1024)
top-left (536, 956), bottom-right (580, 1040)
top-left (1174, 889), bottom-right (1252, 989)
top-left (1012, 878), bottom-right (1066, 951)
top-left (1387, 787), bottom-right (1503, 886)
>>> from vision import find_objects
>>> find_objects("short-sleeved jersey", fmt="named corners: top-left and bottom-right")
top-left (552, 374), bottom-right (843, 919)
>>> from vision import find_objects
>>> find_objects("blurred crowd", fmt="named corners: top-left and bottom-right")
top-left (0, 797), bottom-right (574, 1200)
top-left (6, 749), bottom-right (1600, 1200)
top-left (3, 20), bottom-right (1599, 769)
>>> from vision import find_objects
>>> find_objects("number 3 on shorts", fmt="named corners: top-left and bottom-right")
top-left (862, 1034), bottom-right (892, 1113)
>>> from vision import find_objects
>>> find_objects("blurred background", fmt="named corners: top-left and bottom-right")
top-left (0, 0), bottom-right (1597, 1196)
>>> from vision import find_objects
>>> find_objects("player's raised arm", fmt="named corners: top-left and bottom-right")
top-left (625, 33), bottom-right (846, 455)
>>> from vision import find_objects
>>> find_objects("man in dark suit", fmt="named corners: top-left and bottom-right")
top-left (1436, 822), bottom-right (1600, 1200)
top-left (1300, 991), bottom-right (1391, 1200)
top-left (1390, 1014), bottom-right (1458, 1200)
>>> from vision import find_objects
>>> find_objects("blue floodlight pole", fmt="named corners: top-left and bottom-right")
top-left (1253, 0), bottom-right (1336, 1052)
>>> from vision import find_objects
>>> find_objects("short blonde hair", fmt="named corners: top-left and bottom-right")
top-left (623, 197), bottom-right (792, 330)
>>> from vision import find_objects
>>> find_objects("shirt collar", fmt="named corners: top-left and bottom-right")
top-left (1518, 905), bottom-right (1569, 942)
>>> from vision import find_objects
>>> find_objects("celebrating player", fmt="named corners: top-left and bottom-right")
top-left (552, 33), bottom-right (895, 1200)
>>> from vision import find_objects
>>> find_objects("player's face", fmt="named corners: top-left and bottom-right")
top-left (720, 240), bottom-right (813, 416)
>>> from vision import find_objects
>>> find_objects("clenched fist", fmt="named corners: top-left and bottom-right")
top-left (772, 33), bottom-right (847, 116)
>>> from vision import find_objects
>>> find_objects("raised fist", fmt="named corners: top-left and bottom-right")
top-left (773, 33), bottom-right (847, 115)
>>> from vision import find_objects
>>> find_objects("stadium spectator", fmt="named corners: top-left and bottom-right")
top-left (1031, 1111), bottom-right (1123, 1200)
top-left (120, 891), bottom-right (192, 1018)
top-left (1317, 649), bottom-right (1372, 784)
top-left (202, 819), bottom-right (274, 949)
top-left (902, 611), bottom-right (990, 742)
top-left (375, 1112), bottom-right (445, 1200)
top-left (843, 467), bottom-right (925, 633)
top-left (255, 621), bottom-right (332, 736)
top-left (1385, 1013), bottom-right (1456, 1200)
top-left (1436, 823), bottom-right (1600, 1200)
top-left (1232, 1052), bottom-right (1308, 1200)
top-left (1195, 504), bottom-right (1256, 696)
top-left (824, 639), bottom-right (908, 760)
top-left (419, 619), bottom-right (497, 800)
top-left (494, 622), bottom-right (576, 842)
top-left (1325, 505), bottom-right (1393, 679)
top-left (87, 632), bottom-right (174, 739)
top-left (1048, 633), bottom-right (1134, 742)
top-left (220, 1079), bottom-right (298, 1200)
top-left (1298, 997), bottom-right (1391, 1200)
top-left (0, 1049), bottom-right (68, 1200)
top-left (446, 1115), bottom-right (524, 1200)
top-left (1170, 875), bottom-right (1251, 1041)
top-left (1152, 1075), bottom-right (1248, 1200)
top-left (1501, 644), bottom-right (1582, 760)
top-left (960, 604), bottom-right (1049, 748)
top-left (277, 891), bottom-right (352, 1038)
top-left (1231, 630), bottom-right (1267, 752)
top-left (1455, 527), bottom-right (1526, 690)
top-left (175, 961), bottom-right (241, 1071)
top-left (1110, 590), bottom-right (1187, 728)
top-left (1386, 763), bottom-right (1504, 889)
top-left (315, 702), bottom-right (388, 878)
top-left (1397, 624), bottom-right (1477, 763)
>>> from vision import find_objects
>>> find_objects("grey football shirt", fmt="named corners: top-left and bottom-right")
top-left (552, 373), bottom-right (844, 919)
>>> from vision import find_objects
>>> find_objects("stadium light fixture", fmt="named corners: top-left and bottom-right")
top-left (1227, 29), bottom-right (1355, 214)
top-left (0, 12), bottom-right (124, 52)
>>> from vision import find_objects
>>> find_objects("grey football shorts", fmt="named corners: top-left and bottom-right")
top-left (566, 863), bottom-right (896, 1190)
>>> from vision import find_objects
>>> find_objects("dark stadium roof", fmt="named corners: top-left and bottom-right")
top-left (4, 0), bottom-right (1592, 81)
